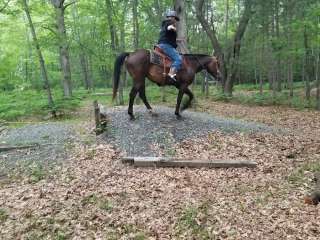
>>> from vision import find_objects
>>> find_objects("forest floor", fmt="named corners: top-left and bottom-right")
top-left (0, 100), bottom-right (319, 239)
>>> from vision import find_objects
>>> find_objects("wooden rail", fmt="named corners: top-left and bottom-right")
top-left (122, 157), bottom-right (257, 168)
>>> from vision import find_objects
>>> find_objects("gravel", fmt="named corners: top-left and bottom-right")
top-left (0, 123), bottom-right (76, 173)
top-left (0, 105), bottom-right (277, 174)
top-left (102, 105), bottom-right (276, 157)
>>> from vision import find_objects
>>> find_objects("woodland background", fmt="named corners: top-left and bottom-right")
top-left (0, 0), bottom-right (319, 120)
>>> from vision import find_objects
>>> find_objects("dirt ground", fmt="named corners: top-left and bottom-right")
top-left (0, 102), bottom-right (319, 239)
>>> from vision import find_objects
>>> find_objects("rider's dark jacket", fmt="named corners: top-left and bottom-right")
top-left (158, 19), bottom-right (177, 48)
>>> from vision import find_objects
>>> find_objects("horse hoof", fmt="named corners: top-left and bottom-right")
top-left (175, 114), bottom-right (182, 120)
top-left (149, 110), bottom-right (158, 117)
top-left (129, 115), bottom-right (135, 121)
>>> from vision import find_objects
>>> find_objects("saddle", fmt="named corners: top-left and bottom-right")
top-left (150, 45), bottom-right (187, 77)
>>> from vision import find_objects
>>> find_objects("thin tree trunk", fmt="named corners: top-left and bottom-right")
top-left (154, 0), bottom-right (166, 102)
top-left (106, 0), bottom-right (118, 55)
top-left (132, 0), bottom-right (139, 50)
top-left (286, 0), bottom-right (294, 98)
top-left (196, 0), bottom-right (254, 96)
top-left (316, 52), bottom-right (319, 110)
top-left (51, 0), bottom-right (72, 97)
top-left (316, 15), bottom-right (320, 110)
top-left (174, 0), bottom-right (189, 54)
top-left (72, 3), bottom-right (92, 91)
top-left (275, 0), bottom-right (281, 92)
top-left (304, 24), bottom-right (312, 101)
top-left (22, 0), bottom-right (55, 115)
top-left (225, 0), bottom-right (229, 43)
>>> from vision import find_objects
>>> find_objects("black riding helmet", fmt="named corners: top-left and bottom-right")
top-left (166, 10), bottom-right (180, 21)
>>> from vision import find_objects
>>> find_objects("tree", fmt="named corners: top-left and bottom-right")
top-left (0, 0), bottom-right (10, 12)
top-left (50, 0), bottom-right (74, 97)
top-left (71, 2), bottom-right (93, 91)
top-left (174, 0), bottom-right (189, 54)
top-left (22, 0), bottom-right (55, 116)
top-left (196, 0), bottom-right (254, 95)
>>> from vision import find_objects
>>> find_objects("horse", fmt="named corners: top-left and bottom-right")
top-left (112, 48), bottom-right (221, 120)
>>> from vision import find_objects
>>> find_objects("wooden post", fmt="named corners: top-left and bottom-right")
top-left (93, 100), bottom-right (100, 130)
top-left (93, 100), bottom-right (108, 135)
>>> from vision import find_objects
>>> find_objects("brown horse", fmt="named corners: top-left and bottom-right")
top-left (112, 49), bottom-right (220, 120)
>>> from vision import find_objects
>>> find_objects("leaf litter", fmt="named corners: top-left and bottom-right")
top-left (0, 102), bottom-right (319, 239)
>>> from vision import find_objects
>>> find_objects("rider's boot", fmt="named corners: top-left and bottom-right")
top-left (168, 67), bottom-right (177, 83)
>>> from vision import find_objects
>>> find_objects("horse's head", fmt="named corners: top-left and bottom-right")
top-left (206, 57), bottom-right (221, 81)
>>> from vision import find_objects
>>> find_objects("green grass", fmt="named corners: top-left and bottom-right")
top-left (287, 162), bottom-right (320, 186)
top-left (28, 163), bottom-right (46, 183)
top-left (0, 208), bottom-right (9, 222)
top-left (0, 82), bottom-right (317, 121)
top-left (175, 203), bottom-right (212, 239)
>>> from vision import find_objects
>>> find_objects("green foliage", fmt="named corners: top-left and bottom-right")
top-left (0, 0), bottom-right (319, 114)
top-left (0, 208), bottom-right (9, 223)
top-left (28, 162), bottom-right (46, 183)
top-left (288, 162), bottom-right (320, 185)
top-left (0, 89), bottom-right (84, 121)
top-left (175, 203), bottom-right (212, 239)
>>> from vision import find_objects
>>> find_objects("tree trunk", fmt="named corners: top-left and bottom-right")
top-left (196, 0), bottom-right (254, 96)
top-left (275, 0), bottom-right (282, 92)
top-left (72, 3), bottom-right (93, 91)
top-left (132, 0), bottom-right (139, 50)
top-left (316, 50), bottom-right (320, 110)
top-left (225, 0), bottom-right (229, 43)
top-left (286, 0), bottom-right (294, 98)
top-left (154, 0), bottom-right (166, 102)
top-left (106, 0), bottom-right (118, 55)
top-left (51, 0), bottom-right (72, 97)
top-left (23, 0), bottom-right (55, 116)
top-left (304, 24), bottom-right (312, 102)
top-left (174, 0), bottom-right (189, 54)
top-left (224, 0), bottom-right (254, 95)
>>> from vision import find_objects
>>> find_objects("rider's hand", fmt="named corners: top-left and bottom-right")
top-left (167, 25), bottom-right (176, 31)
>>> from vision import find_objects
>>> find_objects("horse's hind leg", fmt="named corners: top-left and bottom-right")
top-left (181, 88), bottom-right (194, 111)
top-left (138, 84), bottom-right (152, 110)
top-left (128, 87), bottom-right (138, 120)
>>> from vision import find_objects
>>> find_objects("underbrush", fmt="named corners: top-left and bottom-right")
top-left (0, 88), bottom-right (112, 121)
top-left (0, 82), bottom-right (317, 121)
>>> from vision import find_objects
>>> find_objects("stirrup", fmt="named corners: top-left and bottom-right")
top-left (168, 74), bottom-right (177, 82)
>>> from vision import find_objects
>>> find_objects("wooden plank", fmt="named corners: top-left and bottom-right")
top-left (122, 157), bottom-right (257, 168)
top-left (122, 157), bottom-right (134, 164)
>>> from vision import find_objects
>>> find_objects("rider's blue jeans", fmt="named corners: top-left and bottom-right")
top-left (158, 43), bottom-right (182, 71)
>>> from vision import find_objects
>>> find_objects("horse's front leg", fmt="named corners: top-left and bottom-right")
top-left (175, 89), bottom-right (184, 119)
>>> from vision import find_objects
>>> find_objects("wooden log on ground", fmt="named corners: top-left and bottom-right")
top-left (122, 157), bottom-right (257, 168)
top-left (0, 144), bottom-right (40, 152)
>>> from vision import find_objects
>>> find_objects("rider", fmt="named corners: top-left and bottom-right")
top-left (158, 10), bottom-right (182, 82)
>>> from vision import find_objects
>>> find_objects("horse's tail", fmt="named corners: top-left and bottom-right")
top-left (113, 52), bottom-right (130, 100)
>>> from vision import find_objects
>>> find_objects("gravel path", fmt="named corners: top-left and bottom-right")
top-left (0, 105), bottom-right (277, 174)
top-left (0, 123), bottom-right (77, 174)
top-left (103, 105), bottom-right (276, 157)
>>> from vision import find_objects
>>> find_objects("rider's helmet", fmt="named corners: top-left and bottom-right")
top-left (165, 10), bottom-right (180, 21)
